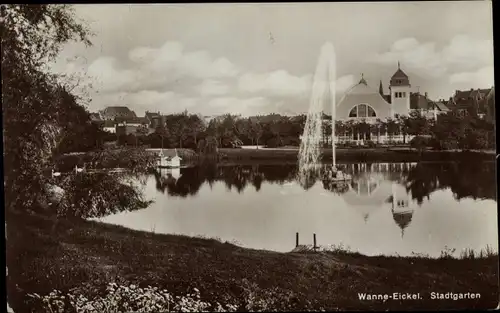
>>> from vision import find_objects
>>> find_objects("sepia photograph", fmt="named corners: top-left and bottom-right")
top-left (3, 1), bottom-right (498, 312)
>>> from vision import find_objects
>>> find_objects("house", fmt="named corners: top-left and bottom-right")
top-left (89, 112), bottom-right (102, 121)
top-left (115, 116), bottom-right (151, 137)
top-left (115, 116), bottom-right (149, 127)
top-left (145, 111), bottom-right (166, 129)
top-left (99, 106), bottom-right (136, 120)
top-left (103, 120), bottom-right (116, 133)
top-left (409, 92), bottom-right (449, 119)
top-left (447, 87), bottom-right (494, 118)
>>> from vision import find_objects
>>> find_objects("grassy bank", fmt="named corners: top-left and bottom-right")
top-left (218, 147), bottom-right (495, 163)
top-left (7, 211), bottom-right (498, 312)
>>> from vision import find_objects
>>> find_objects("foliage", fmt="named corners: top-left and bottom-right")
top-left (2, 4), bottom-right (93, 212)
top-left (28, 284), bottom-right (239, 313)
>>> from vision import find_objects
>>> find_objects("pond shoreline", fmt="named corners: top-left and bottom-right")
top-left (217, 147), bottom-right (495, 162)
top-left (7, 210), bottom-right (498, 312)
top-left (56, 147), bottom-right (495, 171)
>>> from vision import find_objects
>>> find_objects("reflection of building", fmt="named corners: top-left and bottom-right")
top-left (158, 167), bottom-right (181, 180)
top-left (339, 163), bottom-right (418, 226)
top-left (341, 171), bottom-right (389, 222)
top-left (388, 182), bottom-right (415, 238)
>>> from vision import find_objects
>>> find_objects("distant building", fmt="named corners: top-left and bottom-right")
top-left (447, 87), bottom-right (494, 119)
top-left (337, 63), bottom-right (416, 124)
top-left (99, 106), bottom-right (136, 120)
top-left (115, 116), bottom-right (149, 137)
top-left (115, 116), bottom-right (149, 127)
top-left (103, 120), bottom-right (116, 133)
top-left (89, 112), bottom-right (102, 121)
top-left (145, 111), bottom-right (166, 129)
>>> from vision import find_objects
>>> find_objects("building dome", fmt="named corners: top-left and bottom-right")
top-left (337, 75), bottom-right (392, 120)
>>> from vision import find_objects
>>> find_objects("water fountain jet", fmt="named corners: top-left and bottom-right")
top-left (297, 42), bottom-right (351, 186)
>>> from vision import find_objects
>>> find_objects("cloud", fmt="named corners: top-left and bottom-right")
top-left (449, 66), bottom-right (494, 88)
top-left (442, 35), bottom-right (494, 70)
top-left (238, 70), bottom-right (312, 97)
top-left (87, 57), bottom-right (141, 93)
top-left (128, 41), bottom-right (239, 79)
top-left (207, 97), bottom-right (270, 116)
top-left (198, 79), bottom-right (230, 96)
top-left (369, 35), bottom-right (493, 78)
top-left (238, 70), bottom-right (354, 98)
top-left (332, 74), bottom-right (355, 93)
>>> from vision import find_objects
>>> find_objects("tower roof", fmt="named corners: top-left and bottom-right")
top-left (391, 67), bottom-right (409, 79)
top-left (359, 73), bottom-right (367, 85)
top-left (390, 62), bottom-right (410, 87)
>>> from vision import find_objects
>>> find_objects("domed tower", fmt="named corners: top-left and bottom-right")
top-left (389, 62), bottom-right (411, 117)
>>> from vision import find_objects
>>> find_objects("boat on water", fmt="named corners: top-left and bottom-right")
top-left (157, 149), bottom-right (182, 168)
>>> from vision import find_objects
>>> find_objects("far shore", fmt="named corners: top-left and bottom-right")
top-left (215, 147), bottom-right (495, 163)
top-left (56, 146), bottom-right (495, 171)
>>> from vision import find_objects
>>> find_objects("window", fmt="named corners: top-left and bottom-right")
top-left (368, 106), bottom-right (376, 117)
top-left (349, 104), bottom-right (377, 118)
top-left (349, 107), bottom-right (357, 117)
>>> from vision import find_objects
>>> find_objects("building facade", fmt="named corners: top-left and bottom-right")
top-left (335, 63), bottom-right (448, 144)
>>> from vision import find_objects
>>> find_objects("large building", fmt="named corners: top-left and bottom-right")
top-left (335, 63), bottom-right (450, 144)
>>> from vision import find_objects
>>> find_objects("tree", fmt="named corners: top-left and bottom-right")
top-left (135, 124), bottom-right (149, 147)
top-left (189, 114), bottom-right (206, 146)
top-left (249, 119), bottom-right (263, 147)
top-left (2, 4), bottom-right (93, 212)
top-left (154, 124), bottom-right (170, 149)
top-left (234, 118), bottom-right (250, 144)
top-left (385, 118), bottom-right (399, 143)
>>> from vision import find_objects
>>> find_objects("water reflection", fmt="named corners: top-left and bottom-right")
top-left (152, 161), bottom-right (496, 203)
top-left (97, 161), bottom-right (497, 258)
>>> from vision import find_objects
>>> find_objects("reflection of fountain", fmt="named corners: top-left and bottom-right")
top-left (297, 42), bottom-right (351, 187)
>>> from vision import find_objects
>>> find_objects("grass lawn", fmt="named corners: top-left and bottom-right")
top-left (6, 210), bottom-right (498, 312)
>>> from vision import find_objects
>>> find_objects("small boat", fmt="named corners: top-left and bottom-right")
top-left (157, 149), bottom-right (182, 168)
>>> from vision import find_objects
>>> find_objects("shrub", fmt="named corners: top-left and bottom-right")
top-left (28, 283), bottom-right (239, 313)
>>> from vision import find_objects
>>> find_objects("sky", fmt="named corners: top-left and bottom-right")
top-left (51, 1), bottom-right (495, 117)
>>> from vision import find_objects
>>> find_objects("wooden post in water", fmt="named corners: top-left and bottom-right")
top-left (313, 233), bottom-right (317, 252)
top-left (296, 232), bottom-right (299, 247)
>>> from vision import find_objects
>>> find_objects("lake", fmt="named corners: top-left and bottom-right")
top-left (95, 161), bottom-right (498, 258)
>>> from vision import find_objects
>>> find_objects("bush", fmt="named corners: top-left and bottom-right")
top-left (28, 283), bottom-right (239, 313)
top-left (365, 140), bottom-right (377, 148)
top-left (265, 137), bottom-right (282, 148)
